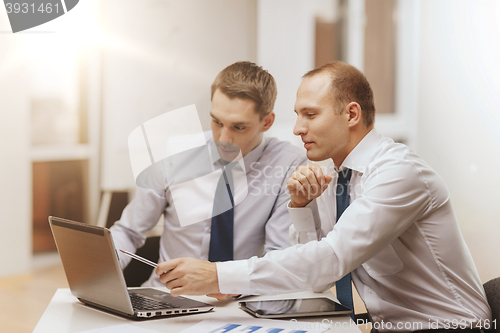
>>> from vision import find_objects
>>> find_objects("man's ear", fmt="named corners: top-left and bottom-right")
top-left (262, 112), bottom-right (275, 132)
top-left (346, 102), bottom-right (362, 128)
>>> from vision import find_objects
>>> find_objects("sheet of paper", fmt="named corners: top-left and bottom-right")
top-left (78, 324), bottom-right (161, 333)
top-left (178, 318), bottom-right (330, 333)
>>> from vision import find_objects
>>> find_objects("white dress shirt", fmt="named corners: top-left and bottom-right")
top-left (217, 130), bottom-right (491, 332)
top-left (110, 133), bottom-right (307, 287)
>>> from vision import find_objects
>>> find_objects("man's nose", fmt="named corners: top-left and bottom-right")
top-left (293, 118), bottom-right (307, 136)
top-left (219, 127), bottom-right (233, 143)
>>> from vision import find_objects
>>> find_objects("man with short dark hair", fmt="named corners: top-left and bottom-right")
top-left (111, 61), bottom-right (306, 293)
top-left (156, 61), bottom-right (491, 331)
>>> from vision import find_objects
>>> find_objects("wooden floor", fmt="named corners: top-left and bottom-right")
top-left (0, 255), bottom-right (68, 333)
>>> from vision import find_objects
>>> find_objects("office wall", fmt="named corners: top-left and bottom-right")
top-left (100, 0), bottom-right (257, 190)
top-left (417, 0), bottom-right (500, 281)
top-left (257, 0), bottom-right (338, 148)
top-left (0, 15), bottom-right (31, 277)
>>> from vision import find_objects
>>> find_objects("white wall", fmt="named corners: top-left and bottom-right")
top-left (0, 13), bottom-right (31, 278)
top-left (417, 0), bottom-right (500, 282)
top-left (100, 0), bottom-right (257, 190)
top-left (257, 0), bottom-right (338, 148)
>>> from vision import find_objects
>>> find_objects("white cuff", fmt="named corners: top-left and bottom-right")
top-left (287, 200), bottom-right (318, 232)
top-left (216, 260), bottom-right (251, 295)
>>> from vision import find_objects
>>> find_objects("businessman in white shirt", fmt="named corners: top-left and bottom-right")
top-left (110, 61), bottom-right (306, 296)
top-left (156, 61), bottom-right (492, 331)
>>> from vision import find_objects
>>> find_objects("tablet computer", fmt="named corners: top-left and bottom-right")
top-left (238, 297), bottom-right (352, 319)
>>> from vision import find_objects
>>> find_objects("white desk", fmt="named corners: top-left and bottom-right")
top-left (34, 288), bottom-right (362, 333)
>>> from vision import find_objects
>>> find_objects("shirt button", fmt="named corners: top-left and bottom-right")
top-left (306, 217), bottom-right (312, 223)
top-left (208, 228), bottom-right (211, 233)
top-left (368, 288), bottom-right (374, 294)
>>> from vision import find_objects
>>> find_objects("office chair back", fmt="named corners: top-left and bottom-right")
top-left (123, 236), bottom-right (161, 287)
top-left (484, 277), bottom-right (500, 333)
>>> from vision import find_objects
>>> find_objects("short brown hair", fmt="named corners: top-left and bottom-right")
top-left (211, 61), bottom-right (277, 119)
top-left (303, 61), bottom-right (375, 127)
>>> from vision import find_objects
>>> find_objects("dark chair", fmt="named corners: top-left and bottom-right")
top-left (98, 190), bottom-right (162, 287)
top-left (410, 279), bottom-right (499, 333)
top-left (122, 236), bottom-right (161, 287)
top-left (484, 277), bottom-right (500, 333)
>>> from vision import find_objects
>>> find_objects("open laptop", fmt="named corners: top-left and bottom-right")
top-left (48, 216), bottom-right (214, 319)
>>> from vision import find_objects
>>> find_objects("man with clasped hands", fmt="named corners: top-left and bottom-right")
top-left (154, 61), bottom-right (491, 332)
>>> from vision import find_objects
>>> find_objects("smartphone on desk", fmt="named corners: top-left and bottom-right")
top-left (238, 297), bottom-right (352, 319)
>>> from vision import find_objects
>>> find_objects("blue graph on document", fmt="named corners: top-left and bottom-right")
top-left (209, 323), bottom-right (308, 333)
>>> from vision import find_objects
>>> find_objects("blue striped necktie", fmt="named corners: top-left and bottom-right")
top-left (335, 168), bottom-right (354, 316)
top-left (208, 166), bottom-right (234, 262)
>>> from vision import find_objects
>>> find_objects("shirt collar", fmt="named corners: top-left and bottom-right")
top-left (339, 128), bottom-right (381, 175)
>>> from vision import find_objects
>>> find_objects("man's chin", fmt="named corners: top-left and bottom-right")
top-left (219, 149), bottom-right (241, 162)
top-left (215, 143), bottom-right (241, 162)
top-left (306, 151), bottom-right (326, 162)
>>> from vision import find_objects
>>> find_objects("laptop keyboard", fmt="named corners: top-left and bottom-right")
top-left (129, 292), bottom-right (181, 310)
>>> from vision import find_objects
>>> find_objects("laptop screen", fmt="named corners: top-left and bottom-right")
top-left (49, 217), bottom-right (134, 315)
